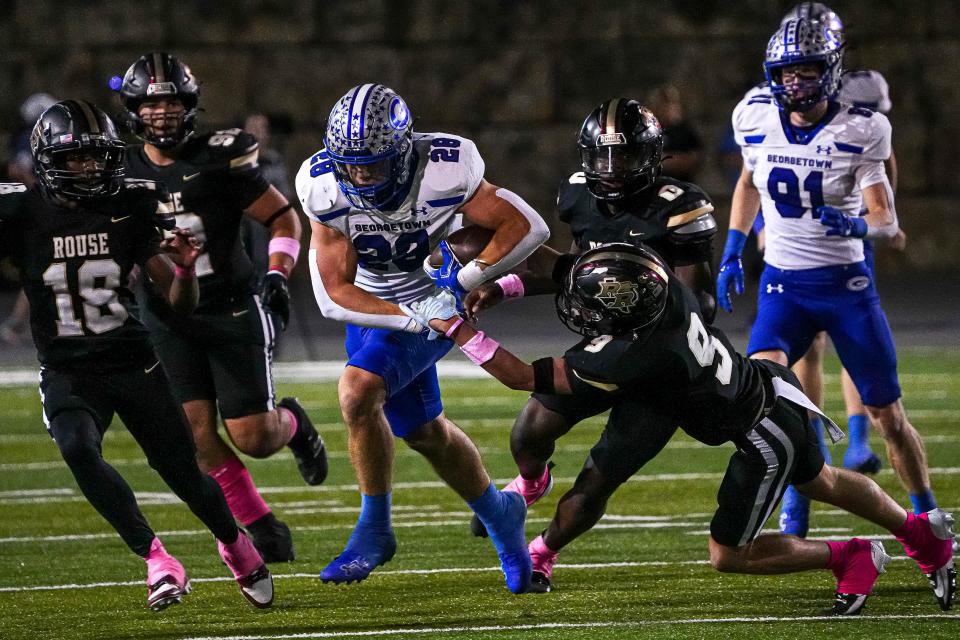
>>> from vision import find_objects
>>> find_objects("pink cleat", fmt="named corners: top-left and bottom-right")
top-left (896, 509), bottom-right (957, 611)
top-left (145, 538), bottom-right (190, 612)
top-left (218, 531), bottom-right (274, 608)
top-left (528, 534), bottom-right (559, 593)
top-left (470, 462), bottom-right (555, 538)
top-left (826, 538), bottom-right (891, 615)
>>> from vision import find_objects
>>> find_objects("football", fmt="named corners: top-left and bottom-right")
top-left (427, 224), bottom-right (495, 268)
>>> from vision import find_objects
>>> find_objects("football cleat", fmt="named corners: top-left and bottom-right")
top-left (145, 538), bottom-right (190, 612)
top-left (471, 462), bottom-right (554, 538)
top-left (897, 509), bottom-right (957, 611)
top-left (482, 491), bottom-right (532, 594)
top-left (529, 570), bottom-right (553, 593)
top-left (281, 397), bottom-right (329, 486)
top-left (826, 538), bottom-right (891, 616)
top-left (778, 485), bottom-right (810, 538)
top-left (218, 531), bottom-right (274, 608)
top-left (842, 449), bottom-right (882, 475)
top-left (320, 530), bottom-right (397, 585)
top-left (246, 512), bottom-right (295, 563)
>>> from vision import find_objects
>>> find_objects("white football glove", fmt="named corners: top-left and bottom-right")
top-left (399, 290), bottom-right (460, 340)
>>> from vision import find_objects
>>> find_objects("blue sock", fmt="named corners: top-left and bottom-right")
top-left (356, 492), bottom-right (392, 534)
top-left (468, 483), bottom-right (505, 524)
top-left (910, 490), bottom-right (937, 514)
top-left (811, 417), bottom-right (832, 464)
top-left (848, 414), bottom-right (870, 449)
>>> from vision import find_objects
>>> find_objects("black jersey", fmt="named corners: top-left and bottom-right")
top-left (0, 181), bottom-right (168, 370)
top-left (124, 128), bottom-right (271, 321)
top-left (557, 174), bottom-right (716, 268)
top-left (563, 277), bottom-right (768, 446)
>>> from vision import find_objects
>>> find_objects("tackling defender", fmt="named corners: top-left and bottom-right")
top-left (297, 83), bottom-right (550, 592)
top-left (0, 101), bottom-right (272, 610)
top-left (462, 99), bottom-right (717, 590)
top-left (717, 18), bottom-right (938, 535)
top-left (115, 53), bottom-right (328, 563)
top-left (407, 243), bottom-right (956, 614)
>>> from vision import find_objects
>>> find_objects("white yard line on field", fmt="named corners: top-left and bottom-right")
top-left (0, 555), bottom-right (928, 595)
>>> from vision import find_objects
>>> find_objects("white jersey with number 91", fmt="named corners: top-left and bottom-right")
top-left (733, 94), bottom-right (891, 270)
top-left (296, 132), bottom-right (484, 304)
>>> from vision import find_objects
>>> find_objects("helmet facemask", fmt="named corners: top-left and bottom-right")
top-left (324, 84), bottom-right (415, 212)
top-left (118, 53), bottom-right (200, 148)
top-left (764, 18), bottom-right (844, 113)
top-left (30, 102), bottom-right (127, 202)
top-left (580, 140), bottom-right (662, 202)
top-left (130, 95), bottom-right (198, 148)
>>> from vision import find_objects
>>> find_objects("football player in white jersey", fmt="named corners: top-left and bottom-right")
top-left (738, 4), bottom-right (913, 538)
top-left (717, 18), bottom-right (942, 547)
top-left (296, 83), bottom-right (549, 593)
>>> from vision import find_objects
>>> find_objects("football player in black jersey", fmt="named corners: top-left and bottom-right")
top-left (407, 244), bottom-right (955, 614)
top-left (464, 99), bottom-right (717, 546)
top-left (0, 100), bottom-right (273, 611)
top-left (114, 53), bottom-right (328, 563)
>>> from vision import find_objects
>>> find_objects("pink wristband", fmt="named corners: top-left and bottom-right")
top-left (459, 330), bottom-right (500, 365)
top-left (174, 264), bottom-right (195, 279)
top-left (444, 317), bottom-right (464, 337)
top-left (495, 274), bottom-right (525, 298)
top-left (268, 237), bottom-right (301, 264)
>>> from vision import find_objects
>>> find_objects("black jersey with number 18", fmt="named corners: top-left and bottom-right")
top-left (0, 182), bottom-right (169, 370)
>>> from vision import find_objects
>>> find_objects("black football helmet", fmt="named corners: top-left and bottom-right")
top-left (557, 243), bottom-right (670, 337)
top-left (117, 52), bottom-right (200, 147)
top-left (30, 100), bottom-right (126, 201)
top-left (578, 98), bottom-right (664, 202)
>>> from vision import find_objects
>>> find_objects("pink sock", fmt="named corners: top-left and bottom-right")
top-left (891, 511), bottom-right (916, 539)
top-left (825, 540), bottom-right (848, 571)
top-left (208, 457), bottom-right (271, 526)
top-left (529, 534), bottom-right (559, 578)
top-left (280, 407), bottom-right (298, 444)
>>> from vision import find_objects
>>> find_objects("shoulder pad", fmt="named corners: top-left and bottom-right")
top-left (295, 149), bottom-right (344, 223)
top-left (183, 129), bottom-right (260, 171)
top-left (557, 173), bottom-right (587, 213)
top-left (836, 109), bottom-right (891, 162)
top-left (651, 180), bottom-right (715, 229)
top-left (0, 183), bottom-right (29, 224)
top-left (418, 133), bottom-right (485, 200)
top-left (732, 96), bottom-right (774, 146)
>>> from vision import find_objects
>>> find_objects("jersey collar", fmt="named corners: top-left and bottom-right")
top-left (778, 100), bottom-right (841, 145)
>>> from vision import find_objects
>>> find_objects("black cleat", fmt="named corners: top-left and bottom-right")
top-left (281, 397), bottom-right (328, 486)
top-left (826, 592), bottom-right (870, 616)
top-left (246, 512), bottom-right (295, 563)
top-left (528, 570), bottom-right (553, 593)
top-left (926, 560), bottom-right (957, 612)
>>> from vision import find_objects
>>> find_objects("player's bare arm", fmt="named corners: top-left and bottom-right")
top-left (729, 165), bottom-right (761, 234)
top-left (675, 260), bottom-right (716, 322)
top-left (862, 181), bottom-right (896, 230)
top-left (459, 179), bottom-right (535, 266)
top-left (309, 220), bottom-right (407, 318)
top-left (243, 185), bottom-right (302, 274)
top-left (145, 227), bottom-right (201, 314)
top-left (432, 313), bottom-right (572, 395)
top-left (463, 243), bottom-right (564, 320)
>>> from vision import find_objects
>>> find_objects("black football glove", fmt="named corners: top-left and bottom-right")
top-left (261, 270), bottom-right (290, 330)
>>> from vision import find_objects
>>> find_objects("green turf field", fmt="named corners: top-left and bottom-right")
top-left (0, 350), bottom-right (957, 639)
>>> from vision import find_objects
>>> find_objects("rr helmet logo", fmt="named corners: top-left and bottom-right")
top-left (767, 283), bottom-right (784, 294)
top-left (595, 277), bottom-right (639, 313)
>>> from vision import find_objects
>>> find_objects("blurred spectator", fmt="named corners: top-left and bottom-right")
top-left (648, 84), bottom-right (704, 183)
top-left (2, 93), bottom-right (56, 346)
top-left (7, 92), bottom-right (57, 187)
top-left (240, 112), bottom-right (293, 283)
